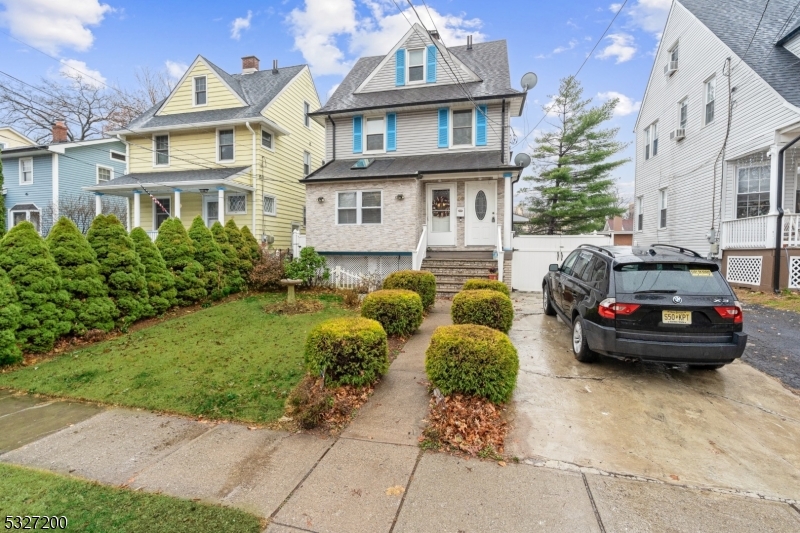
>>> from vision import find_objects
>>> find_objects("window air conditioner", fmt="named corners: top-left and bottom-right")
top-left (670, 128), bottom-right (686, 141)
top-left (664, 61), bottom-right (678, 76)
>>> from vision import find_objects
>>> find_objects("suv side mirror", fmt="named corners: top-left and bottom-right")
top-left (549, 264), bottom-right (559, 272)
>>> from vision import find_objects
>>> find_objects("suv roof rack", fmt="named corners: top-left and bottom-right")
top-left (578, 244), bottom-right (615, 258)
top-left (649, 244), bottom-right (702, 258)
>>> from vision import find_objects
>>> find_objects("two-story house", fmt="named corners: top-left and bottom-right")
top-left (635, 0), bottom-right (800, 293)
top-left (303, 25), bottom-right (525, 294)
top-left (2, 122), bottom-right (127, 234)
top-left (87, 55), bottom-right (324, 245)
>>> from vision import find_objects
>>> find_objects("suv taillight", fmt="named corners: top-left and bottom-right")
top-left (714, 302), bottom-right (743, 324)
top-left (598, 298), bottom-right (640, 319)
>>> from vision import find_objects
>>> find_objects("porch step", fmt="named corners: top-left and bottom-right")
top-left (421, 256), bottom-right (500, 297)
top-left (421, 259), bottom-right (498, 269)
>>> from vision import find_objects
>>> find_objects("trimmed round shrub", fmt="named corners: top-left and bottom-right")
top-left (361, 289), bottom-right (423, 337)
top-left (462, 279), bottom-right (510, 297)
top-left (0, 221), bottom-right (72, 352)
top-left (0, 268), bottom-right (22, 365)
top-left (47, 217), bottom-right (118, 334)
top-left (130, 227), bottom-right (177, 316)
top-left (188, 216), bottom-right (226, 300)
top-left (382, 270), bottom-right (436, 310)
top-left (451, 290), bottom-right (514, 333)
top-left (156, 218), bottom-right (207, 305)
top-left (425, 324), bottom-right (519, 403)
top-left (305, 317), bottom-right (388, 387)
top-left (224, 220), bottom-right (253, 277)
top-left (211, 221), bottom-right (246, 294)
top-left (87, 214), bottom-right (149, 327)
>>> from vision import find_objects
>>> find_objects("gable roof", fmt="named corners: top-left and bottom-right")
top-left (679, 0), bottom-right (800, 108)
top-left (313, 39), bottom-right (523, 116)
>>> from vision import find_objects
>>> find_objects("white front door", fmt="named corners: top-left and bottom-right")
top-left (465, 181), bottom-right (497, 246)
top-left (427, 183), bottom-right (456, 246)
top-left (203, 195), bottom-right (220, 228)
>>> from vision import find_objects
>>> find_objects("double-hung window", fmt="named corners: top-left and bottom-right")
top-left (705, 77), bottom-right (716, 125)
top-left (736, 164), bottom-right (770, 218)
top-left (97, 165), bottom-right (112, 183)
top-left (263, 195), bottom-right (276, 216)
top-left (154, 197), bottom-right (171, 230)
top-left (337, 191), bottom-right (382, 225)
top-left (670, 44), bottom-right (679, 64)
top-left (365, 117), bottom-right (385, 152)
top-left (194, 76), bottom-right (207, 106)
top-left (679, 99), bottom-right (688, 130)
top-left (303, 151), bottom-right (311, 176)
top-left (218, 129), bottom-right (234, 161)
top-left (645, 122), bottom-right (658, 159)
top-left (635, 196), bottom-right (644, 231)
top-left (659, 189), bottom-right (668, 229)
top-left (261, 129), bottom-right (273, 149)
top-left (408, 49), bottom-right (424, 82)
top-left (154, 135), bottom-right (169, 166)
top-left (453, 109), bottom-right (473, 146)
top-left (227, 194), bottom-right (247, 214)
top-left (19, 157), bottom-right (33, 184)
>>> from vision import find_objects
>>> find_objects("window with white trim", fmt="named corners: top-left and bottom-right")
top-left (303, 151), bottom-right (311, 176)
top-left (365, 117), bottom-right (385, 152)
top-left (659, 189), bottom-right (668, 229)
top-left (705, 77), bottom-right (716, 125)
top-left (97, 165), bottom-right (113, 183)
top-left (261, 128), bottom-right (273, 149)
top-left (263, 194), bottom-right (276, 216)
top-left (110, 150), bottom-right (126, 162)
top-left (194, 76), bottom-right (207, 106)
top-left (218, 129), bottom-right (234, 161)
top-left (669, 43), bottom-right (679, 63)
top-left (304, 101), bottom-right (310, 127)
top-left (644, 122), bottom-right (658, 160)
top-left (19, 157), bottom-right (33, 184)
top-left (678, 98), bottom-right (688, 130)
top-left (11, 209), bottom-right (40, 232)
top-left (635, 196), bottom-right (643, 231)
top-left (407, 49), bottom-right (424, 82)
top-left (227, 194), bottom-right (247, 214)
top-left (337, 190), bottom-right (382, 225)
top-left (0, 142), bottom-right (7, 150)
top-left (452, 109), bottom-right (473, 146)
top-left (154, 197), bottom-right (171, 230)
top-left (154, 135), bottom-right (169, 166)
top-left (736, 163), bottom-right (770, 219)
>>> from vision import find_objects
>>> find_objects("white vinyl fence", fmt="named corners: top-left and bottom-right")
top-left (511, 234), bottom-right (612, 292)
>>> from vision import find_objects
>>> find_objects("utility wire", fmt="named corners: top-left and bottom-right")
top-left (737, 0), bottom-right (772, 67)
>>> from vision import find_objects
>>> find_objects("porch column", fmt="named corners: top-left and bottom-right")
top-left (133, 190), bottom-right (141, 228)
top-left (767, 144), bottom-right (781, 247)
top-left (218, 187), bottom-right (225, 221)
top-left (503, 172), bottom-right (513, 251)
top-left (174, 189), bottom-right (181, 220)
top-left (94, 193), bottom-right (103, 216)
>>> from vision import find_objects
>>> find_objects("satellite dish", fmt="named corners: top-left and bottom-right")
top-left (521, 72), bottom-right (538, 92)
top-left (514, 153), bottom-right (532, 168)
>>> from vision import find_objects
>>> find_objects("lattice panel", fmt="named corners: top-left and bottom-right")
top-left (790, 257), bottom-right (800, 289)
top-left (324, 255), bottom-right (412, 285)
top-left (726, 256), bottom-right (763, 286)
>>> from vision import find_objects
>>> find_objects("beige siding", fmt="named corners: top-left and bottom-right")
top-left (159, 61), bottom-right (244, 115)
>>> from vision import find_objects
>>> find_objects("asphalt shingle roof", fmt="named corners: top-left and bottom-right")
top-left (301, 151), bottom-right (518, 182)
top-left (98, 167), bottom-right (250, 187)
top-left (679, 0), bottom-right (800, 108)
top-left (313, 40), bottom-right (522, 115)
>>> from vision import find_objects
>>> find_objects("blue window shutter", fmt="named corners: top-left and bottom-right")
top-left (476, 105), bottom-right (487, 146)
top-left (353, 115), bottom-right (363, 154)
top-left (386, 113), bottom-right (397, 152)
top-left (438, 108), bottom-right (449, 148)
top-left (395, 49), bottom-right (406, 86)
top-left (426, 45), bottom-right (437, 83)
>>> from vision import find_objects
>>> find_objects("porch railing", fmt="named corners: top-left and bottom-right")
top-left (146, 230), bottom-right (158, 241)
top-left (720, 215), bottom-right (771, 249)
top-left (412, 225), bottom-right (427, 271)
top-left (784, 214), bottom-right (800, 247)
top-left (496, 225), bottom-right (504, 283)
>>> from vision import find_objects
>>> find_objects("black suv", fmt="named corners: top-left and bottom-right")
top-left (542, 244), bottom-right (747, 368)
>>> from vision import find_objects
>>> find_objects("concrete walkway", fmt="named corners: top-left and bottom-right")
top-left (2, 300), bottom-right (800, 532)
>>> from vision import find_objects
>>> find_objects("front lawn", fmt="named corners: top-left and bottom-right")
top-left (735, 288), bottom-right (800, 314)
top-left (0, 463), bottom-right (262, 532)
top-left (0, 294), bottom-right (354, 424)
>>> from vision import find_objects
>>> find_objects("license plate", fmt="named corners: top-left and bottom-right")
top-left (663, 310), bottom-right (691, 325)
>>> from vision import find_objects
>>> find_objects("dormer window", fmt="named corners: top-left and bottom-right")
top-left (194, 76), bottom-right (207, 106)
top-left (408, 49), bottom-right (424, 83)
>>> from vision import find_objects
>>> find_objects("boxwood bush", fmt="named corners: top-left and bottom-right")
top-left (382, 270), bottom-right (436, 310)
top-left (425, 324), bottom-right (519, 403)
top-left (304, 317), bottom-right (388, 387)
top-left (361, 289), bottom-right (423, 337)
top-left (462, 279), bottom-right (510, 297)
top-left (451, 289), bottom-right (514, 333)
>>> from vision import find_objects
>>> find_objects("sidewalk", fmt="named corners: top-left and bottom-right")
top-left (2, 300), bottom-right (799, 532)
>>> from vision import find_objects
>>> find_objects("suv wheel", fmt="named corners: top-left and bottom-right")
top-left (572, 316), bottom-right (598, 363)
top-left (543, 286), bottom-right (556, 316)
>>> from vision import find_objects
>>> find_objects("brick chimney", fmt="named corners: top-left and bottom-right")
top-left (242, 55), bottom-right (260, 74)
top-left (51, 120), bottom-right (68, 143)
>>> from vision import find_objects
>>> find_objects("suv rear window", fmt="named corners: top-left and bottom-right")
top-left (614, 263), bottom-right (730, 295)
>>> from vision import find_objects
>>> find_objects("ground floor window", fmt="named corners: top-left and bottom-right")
top-left (337, 190), bottom-right (382, 225)
top-left (154, 197), bottom-right (171, 229)
top-left (736, 164), bottom-right (770, 219)
top-left (227, 194), bottom-right (247, 214)
top-left (11, 208), bottom-right (40, 232)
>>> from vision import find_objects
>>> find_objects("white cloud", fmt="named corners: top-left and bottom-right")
top-left (620, 0), bottom-right (671, 35)
top-left (231, 10), bottom-right (253, 40)
top-left (59, 59), bottom-right (106, 87)
top-left (287, 0), bottom-right (485, 77)
top-left (553, 39), bottom-right (578, 54)
top-left (597, 91), bottom-right (641, 116)
top-left (165, 60), bottom-right (188, 81)
top-left (0, 0), bottom-right (112, 54)
top-left (597, 33), bottom-right (636, 63)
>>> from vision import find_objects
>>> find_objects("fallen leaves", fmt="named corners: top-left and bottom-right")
top-left (421, 393), bottom-right (508, 457)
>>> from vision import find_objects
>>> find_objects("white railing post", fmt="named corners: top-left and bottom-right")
top-left (412, 225), bottom-right (427, 270)
top-left (497, 225), bottom-right (504, 282)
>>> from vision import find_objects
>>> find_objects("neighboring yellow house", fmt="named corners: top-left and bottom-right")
top-left (87, 55), bottom-right (324, 247)
top-left (0, 127), bottom-right (35, 149)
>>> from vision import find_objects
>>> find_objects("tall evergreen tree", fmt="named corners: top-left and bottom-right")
top-left (240, 226), bottom-right (262, 266)
top-left (0, 222), bottom-right (72, 352)
top-left (47, 217), bottom-right (117, 334)
top-left (224, 219), bottom-right (253, 277)
top-left (156, 218), bottom-right (207, 305)
top-left (0, 268), bottom-right (22, 365)
top-left (130, 227), bottom-right (176, 315)
top-left (522, 76), bottom-right (628, 234)
top-left (211, 221), bottom-right (246, 294)
top-left (87, 214), bottom-right (149, 326)
top-left (188, 216), bottom-right (226, 299)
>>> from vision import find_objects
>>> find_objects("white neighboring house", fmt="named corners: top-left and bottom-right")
top-left (635, 0), bottom-right (800, 292)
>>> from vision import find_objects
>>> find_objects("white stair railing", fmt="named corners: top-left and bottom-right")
top-left (497, 225), bottom-right (504, 282)
top-left (146, 230), bottom-right (158, 241)
top-left (784, 214), bottom-right (800, 248)
top-left (412, 225), bottom-right (427, 270)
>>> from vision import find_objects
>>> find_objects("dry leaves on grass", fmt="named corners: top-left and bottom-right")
top-left (264, 299), bottom-right (324, 315)
top-left (421, 393), bottom-right (508, 457)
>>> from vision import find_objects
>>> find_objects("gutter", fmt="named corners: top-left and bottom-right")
top-left (245, 122), bottom-right (257, 230)
top-left (773, 132), bottom-right (800, 292)
top-left (108, 116), bottom-right (291, 137)
top-left (308, 92), bottom-right (526, 118)
top-left (83, 179), bottom-right (255, 193)
top-left (328, 115), bottom-right (336, 161)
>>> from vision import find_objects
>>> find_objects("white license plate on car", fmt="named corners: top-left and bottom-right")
top-left (662, 310), bottom-right (692, 325)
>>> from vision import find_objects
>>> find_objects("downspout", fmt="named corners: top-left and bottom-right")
top-left (245, 122), bottom-right (257, 232)
top-left (773, 133), bottom-right (800, 292)
top-left (328, 115), bottom-right (336, 161)
top-left (500, 100), bottom-right (506, 164)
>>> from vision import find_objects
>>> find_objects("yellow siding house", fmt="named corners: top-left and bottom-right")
top-left (86, 55), bottom-right (324, 247)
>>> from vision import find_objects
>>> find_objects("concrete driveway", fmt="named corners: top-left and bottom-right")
top-left (507, 293), bottom-right (800, 504)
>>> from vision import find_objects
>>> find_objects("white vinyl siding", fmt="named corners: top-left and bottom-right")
top-left (336, 190), bottom-right (382, 225)
top-left (704, 77), bottom-right (716, 125)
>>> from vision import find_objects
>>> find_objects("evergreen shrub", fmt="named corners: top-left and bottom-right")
top-left (156, 218), bottom-right (207, 305)
top-left (425, 324), bottom-right (519, 403)
top-left (360, 289), bottom-right (422, 337)
top-left (130, 227), bottom-right (177, 315)
top-left (240, 226), bottom-right (261, 265)
top-left (224, 220), bottom-right (252, 276)
top-left (211, 221), bottom-right (246, 294)
top-left (304, 317), bottom-right (388, 387)
top-left (0, 269), bottom-right (22, 365)
top-left (188, 216), bottom-right (226, 300)
top-left (462, 279), bottom-right (511, 297)
top-left (451, 289), bottom-right (514, 333)
top-left (285, 247), bottom-right (329, 286)
top-left (382, 270), bottom-right (436, 310)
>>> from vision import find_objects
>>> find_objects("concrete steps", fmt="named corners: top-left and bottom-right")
top-left (421, 257), bottom-right (498, 297)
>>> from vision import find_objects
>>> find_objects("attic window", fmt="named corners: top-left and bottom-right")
top-left (408, 49), bottom-right (424, 82)
top-left (351, 158), bottom-right (375, 169)
top-left (194, 76), bottom-right (207, 106)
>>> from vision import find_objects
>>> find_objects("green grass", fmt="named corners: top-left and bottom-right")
top-left (0, 294), bottom-right (354, 424)
top-left (0, 463), bottom-right (262, 532)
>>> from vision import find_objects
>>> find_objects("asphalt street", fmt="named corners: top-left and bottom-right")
top-left (742, 303), bottom-right (800, 392)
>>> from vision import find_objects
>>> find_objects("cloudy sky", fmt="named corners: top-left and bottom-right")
top-left (0, 0), bottom-right (673, 199)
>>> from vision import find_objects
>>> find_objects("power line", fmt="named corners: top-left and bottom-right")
top-left (737, 0), bottom-right (772, 67)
